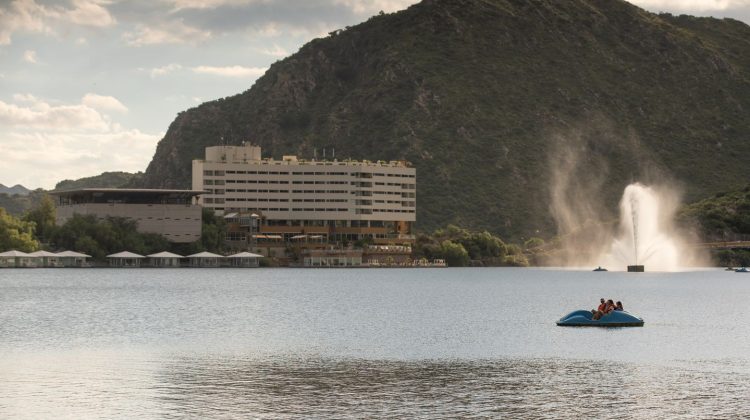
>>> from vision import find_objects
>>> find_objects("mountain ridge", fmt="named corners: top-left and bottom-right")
top-left (0, 184), bottom-right (31, 196)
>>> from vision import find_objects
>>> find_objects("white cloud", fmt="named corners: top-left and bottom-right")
top-left (168, 0), bottom-right (416, 14)
top-left (12, 93), bottom-right (38, 102)
top-left (0, 0), bottom-right (54, 45)
top-left (256, 44), bottom-right (288, 57)
top-left (333, 0), bottom-right (415, 14)
top-left (82, 93), bottom-right (128, 113)
top-left (123, 20), bottom-right (211, 46)
top-left (630, 0), bottom-right (750, 12)
top-left (2, 129), bottom-right (161, 189)
top-left (192, 65), bottom-right (267, 77)
top-left (64, 0), bottom-right (116, 27)
top-left (169, 0), bottom-right (253, 11)
top-left (22, 49), bottom-right (37, 63)
top-left (0, 0), bottom-right (115, 45)
top-left (0, 97), bottom-right (111, 131)
top-left (150, 63), bottom-right (183, 78)
top-left (0, 94), bottom-right (159, 189)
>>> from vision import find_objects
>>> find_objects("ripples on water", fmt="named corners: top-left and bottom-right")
top-left (3, 355), bottom-right (747, 419)
top-left (150, 357), bottom-right (750, 419)
top-left (2, 268), bottom-right (750, 418)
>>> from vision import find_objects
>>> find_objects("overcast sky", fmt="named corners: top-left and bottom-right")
top-left (1, 0), bottom-right (749, 190)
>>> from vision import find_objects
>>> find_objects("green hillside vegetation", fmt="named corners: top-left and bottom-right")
top-left (54, 171), bottom-right (143, 191)
top-left (678, 184), bottom-right (750, 266)
top-left (678, 184), bottom-right (750, 241)
top-left (0, 190), bottom-right (48, 217)
top-left (138, 0), bottom-right (750, 241)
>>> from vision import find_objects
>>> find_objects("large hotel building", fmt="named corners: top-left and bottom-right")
top-left (192, 144), bottom-right (416, 246)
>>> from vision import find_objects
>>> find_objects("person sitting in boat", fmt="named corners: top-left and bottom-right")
top-left (592, 298), bottom-right (607, 320)
top-left (604, 299), bottom-right (616, 314)
top-left (615, 301), bottom-right (624, 311)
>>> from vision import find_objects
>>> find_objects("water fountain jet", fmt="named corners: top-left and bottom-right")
top-left (604, 183), bottom-right (682, 271)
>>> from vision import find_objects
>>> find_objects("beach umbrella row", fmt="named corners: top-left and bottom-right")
top-left (1, 249), bottom-right (263, 268)
top-left (0, 250), bottom-right (92, 258)
top-left (104, 251), bottom-right (263, 259)
top-left (105, 250), bottom-right (264, 267)
top-left (0, 250), bottom-right (92, 268)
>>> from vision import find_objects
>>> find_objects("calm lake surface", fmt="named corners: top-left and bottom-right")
top-left (1, 268), bottom-right (749, 418)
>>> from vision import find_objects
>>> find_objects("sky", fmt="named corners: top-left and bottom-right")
top-left (1, 0), bottom-right (749, 190)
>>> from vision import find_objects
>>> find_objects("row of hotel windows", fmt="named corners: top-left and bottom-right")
top-left (261, 220), bottom-right (396, 227)
top-left (220, 198), bottom-right (349, 203)
top-left (205, 179), bottom-right (412, 187)
top-left (206, 197), bottom-right (413, 205)
top-left (206, 189), bottom-right (413, 197)
top-left (204, 170), bottom-right (415, 178)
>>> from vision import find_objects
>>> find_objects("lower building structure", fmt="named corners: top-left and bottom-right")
top-left (51, 188), bottom-right (204, 243)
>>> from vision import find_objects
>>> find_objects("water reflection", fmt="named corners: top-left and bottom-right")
top-left (155, 357), bottom-right (750, 418)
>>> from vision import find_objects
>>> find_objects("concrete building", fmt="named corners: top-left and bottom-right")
top-left (192, 144), bottom-right (416, 249)
top-left (51, 189), bottom-right (204, 243)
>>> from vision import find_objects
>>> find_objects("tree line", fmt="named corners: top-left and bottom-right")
top-left (0, 196), bottom-right (226, 259)
top-left (2, 196), bottom-right (541, 266)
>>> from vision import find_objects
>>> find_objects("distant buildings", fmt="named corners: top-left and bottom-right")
top-left (51, 188), bottom-right (204, 243)
top-left (192, 144), bottom-right (417, 255)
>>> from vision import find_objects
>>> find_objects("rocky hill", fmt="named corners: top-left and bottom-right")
top-left (0, 184), bottom-right (30, 196)
top-left (139, 0), bottom-right (750, 240)
top-left (54, 171), bottom-right (143, 191)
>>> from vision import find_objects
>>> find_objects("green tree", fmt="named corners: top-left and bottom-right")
top-left (460, 231), bottom-right (507, 260)
top-left (0, 207), bottom-right (39, 252)
top-left (23, 195), bottom-right (56, 242)
top-left (440, 240), bottom-right (470, 267)
top-left (74, 235), bottom-right (104, 260)
top-left (196, 207), bottom-right (226, 252)
top-left (49, 214), bottom-right (173, 259)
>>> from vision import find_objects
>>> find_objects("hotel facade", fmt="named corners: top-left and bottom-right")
top-left (192, 144), bottom-right (416, 246)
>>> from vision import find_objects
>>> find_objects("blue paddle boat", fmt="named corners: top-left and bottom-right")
top-left (735, 267), bottom-right (749, 273)
top-left (557, 309), bottom-right (644, 327)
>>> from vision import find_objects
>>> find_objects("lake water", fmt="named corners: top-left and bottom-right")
top-left (1, 268), bottom-right (749, 418)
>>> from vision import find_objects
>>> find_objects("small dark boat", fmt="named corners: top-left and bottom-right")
top-left (557, 309), bottom-right (644, 327)
top-left (593, 266), bottom-right (608, 272)
top-left (736, 267), bottom-right (749, 273)
top-left (725, 267), bottom-right (736, 271)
